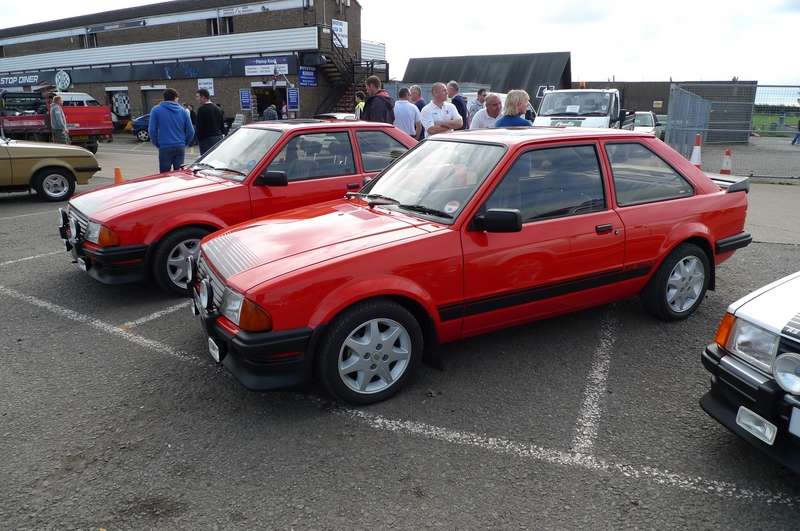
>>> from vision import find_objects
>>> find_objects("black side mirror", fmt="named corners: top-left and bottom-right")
top-left (256, 170), bottom-right (288, 187)
top-left (473, 209), bottom-right (522, 233)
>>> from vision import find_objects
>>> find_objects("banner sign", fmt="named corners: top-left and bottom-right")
top-left (198, 78), bottom-right (215, 96)
top-left (332, 19), bottom-right (348, 48)
top-left (287, 87), bottom-right (300, 112)
top-left (239, 89), bottom-right (252, 111)
top-left (244, 56), bottom-right (290, 77)
top-left (299, 66), bottom-right (317, 87)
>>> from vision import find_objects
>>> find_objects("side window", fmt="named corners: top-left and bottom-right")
top-left (356, 131), bottom-right (409, 172)
top-left (86, 99), bottom-right (101, 106)
top-left (605, 143), bottom-right (694, 206)
top-left (267, 132), bottom-right (355, 182)
top-left (485, 145), bottom-right (606, 222)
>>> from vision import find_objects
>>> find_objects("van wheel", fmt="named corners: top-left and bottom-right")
top-left (152, 227), bottom-right (210, 295)
top-left (33, 168), bottom-right (75, 202)
top-left (316, 300), bottom-right (423, 405)
top-left (641, 243), bottom-right (710, 321)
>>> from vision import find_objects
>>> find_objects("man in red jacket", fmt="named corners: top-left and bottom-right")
top-left (361, 75), bottom-right (395, 124)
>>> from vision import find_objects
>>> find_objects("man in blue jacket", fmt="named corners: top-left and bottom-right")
top-left (148, 88), bottom-right (195, 172)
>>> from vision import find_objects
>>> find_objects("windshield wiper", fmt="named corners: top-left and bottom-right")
top-left (212, 167), bottom-right (247, 177)
top-left (363, 193), bottom-right (400, 207)
top-left (579, 112), bottom-right (609, 116)
top-left (398, 204), bottom-right (453, 219)
top-left (189, 162), bottom-right (215, 174)
top-left (545, 112), bottom-right (580, 117)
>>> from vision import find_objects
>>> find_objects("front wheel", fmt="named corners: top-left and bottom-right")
top-left (152, 227), bottom-right (210, 295)
top-left (33, 168), bottom-right (76, 202)
top-left (641, 243), bottom-right (710, 321)
top-left (317, 300), bottom-right (423, 405)
top-left (136, 129), bottom-right (150, 142)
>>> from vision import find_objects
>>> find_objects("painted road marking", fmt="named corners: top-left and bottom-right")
top-left (0, 251), bottom-right (62, 267)
top-left (572, 312), bottom-right (618, 456)
top-left (121, 301), bottom-right (192, 329)
top-left (0, 211), bottom-right (54, 222)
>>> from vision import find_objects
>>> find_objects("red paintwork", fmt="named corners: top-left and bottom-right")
top-left (205, 127), bottom-right (749, 344)
top-left (0, 99), bottom-right (112, 143)
top-left (69, 121), bottom-right (416, 253)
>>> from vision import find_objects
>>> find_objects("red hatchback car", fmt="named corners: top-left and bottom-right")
top-left (190, 127), bottom-right (752, 404)
top-left (59, 120), bottom-right (416, 293)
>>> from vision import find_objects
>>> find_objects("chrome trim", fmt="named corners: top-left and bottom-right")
top-left (196, 253), bottom-right (225, 308)
top-left (721, 355), bottom-right (770, 387)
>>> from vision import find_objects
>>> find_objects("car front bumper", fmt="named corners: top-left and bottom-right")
top-left (701, 343), bottom-right (800, 474)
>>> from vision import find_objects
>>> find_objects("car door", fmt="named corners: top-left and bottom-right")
top-left (0, 144), bottom-right (13, 186)
top-left (459, 142), bottom-right (627, 336)
top-left (355, 129), bottom-right (412, 183)
top-left (249, 130), bottom-right (361, 216)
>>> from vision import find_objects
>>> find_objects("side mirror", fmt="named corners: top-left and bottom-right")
top-left (255, 170), bottom-right (288, 187)
top-left (473, 208), bottom-right (522, 233)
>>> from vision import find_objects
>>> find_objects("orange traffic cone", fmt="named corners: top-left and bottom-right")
top-left (720, 148), bottom-right (732, 175)
top-left (689, 134), bottom-right (702, 169)
top-left (114, 167), bottom-right (124, 184)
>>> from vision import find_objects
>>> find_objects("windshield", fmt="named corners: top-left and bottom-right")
top-left (634, 113), bottom-right (654, 127)
top-left (538, 92), bottom-right (612, 117)
top-left (360, 140), bottom-right (506, 222)
top-left (194, 128), bottom-right (283, 181)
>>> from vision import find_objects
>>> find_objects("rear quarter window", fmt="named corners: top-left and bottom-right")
top-left (605, 142), bottom-right (694, 206)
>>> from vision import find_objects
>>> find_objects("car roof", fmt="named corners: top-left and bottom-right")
top-left (244, 120), bottom-right (392, 132)
top-left (433, 126), bottom-right (653, 145)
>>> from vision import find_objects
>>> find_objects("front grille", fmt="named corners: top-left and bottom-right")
top-left (779, 336), bottom-right (800, 356)
top-left (197, 253), bottom-right (225, 308)
top-left (67, 206), bottom-right (89, 236)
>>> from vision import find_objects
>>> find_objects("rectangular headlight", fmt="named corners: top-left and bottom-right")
top-left (725, 319), bottom-right (779, 373)
top-left (85, 221), bottom-right (101, 244)
top-left (220, 289), bottom-right (244, 325)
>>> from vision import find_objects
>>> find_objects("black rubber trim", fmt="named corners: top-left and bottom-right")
top-left (82, 244), bottom-right (148, 264)
top-left (715, 232), bottom-right (752, 254)
top-left (73, 166), bottom-right (102, 172)
top-left (438, 266), bottom-right (651, 322)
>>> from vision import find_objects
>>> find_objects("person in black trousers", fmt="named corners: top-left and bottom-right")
top-left (194, 89), bottom-right (225, 155)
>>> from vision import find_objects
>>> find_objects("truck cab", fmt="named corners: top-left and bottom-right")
top-left (533, 89), bottom-right (623, 129)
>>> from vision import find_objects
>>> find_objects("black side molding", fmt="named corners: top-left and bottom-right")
top-left (74, 166), bottom-right (102, 172)
top-left (716, 232), bottom-right (752, 253)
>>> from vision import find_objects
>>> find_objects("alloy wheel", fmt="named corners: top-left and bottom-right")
top-left (166, 239), bottom-right (201, 289)
top-left (665, 256), bottom-right (705, 313)
top-left (338, 318), bottom-right (412, 394)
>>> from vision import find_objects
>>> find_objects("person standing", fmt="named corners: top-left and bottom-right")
top-left (195, 88), bottom-right (224, 155)
top-left (49, 95), bottom-right (69, 144)
top-left (262, 104), bottom-right (279, 121)
top-left (149, 88), bottom-right (194, 172)
top-left (409, 85), bottom-right (426, 139)
top-left (469, 93), bottom-right (503, 130)
top-left (361, 75), bottom-right (395, 124)
top-left (393, 87), bottom-right (422, 138)
top-left (447, 81), bottom-right (468, 130)
top-left (354, 91), bottom-right (366, 120)
top-left (792, 119), bottom-right (800, 145)
top-left (468, 88), bottom-right (487, 125)
top-left (495, 90), bottom-right (532, 127)
top-left (420, 82), bottom-right (463, 136)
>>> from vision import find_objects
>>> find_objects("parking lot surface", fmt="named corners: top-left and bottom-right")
top-left (2, 155), bottom-right (800, 528)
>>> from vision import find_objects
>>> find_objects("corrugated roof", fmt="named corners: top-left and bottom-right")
top-left (403, 52), bottom-right (571, 96)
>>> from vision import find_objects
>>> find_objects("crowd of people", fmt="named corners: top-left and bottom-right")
top-left (356, 75), bottom-right (533, 139)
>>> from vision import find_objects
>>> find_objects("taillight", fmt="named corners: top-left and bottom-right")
top-left (715, 313), bottom-right (736, 348)
top-left (239, 299), bottom-right (273, 333)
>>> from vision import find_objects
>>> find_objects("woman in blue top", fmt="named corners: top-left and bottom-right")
top-left (495, 90), bottom-right (532, 128)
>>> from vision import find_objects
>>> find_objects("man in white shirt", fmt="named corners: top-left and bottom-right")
top-left (469, 93), bottom-right (503, 130)
top-left (392, 87), bottom-right (422, 138)
top-left (420, 82), bottom-right (463, 136)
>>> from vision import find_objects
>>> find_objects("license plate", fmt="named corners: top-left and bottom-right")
top-left (208, 337), bottom-right (220, 363)
top-left (77, 258), bottom-right (87, 271)
top-left (790, 408), bottom-right (800, 438)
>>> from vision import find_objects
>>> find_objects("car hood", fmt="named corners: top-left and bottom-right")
top-left (201, 200), bottom-right (437, 288)
top-left (5, 139), bottom-right (94, 158)
top-left (70, 171), bottom-right (231, 219)
top-left (729, 271), bottom-right (800, 339)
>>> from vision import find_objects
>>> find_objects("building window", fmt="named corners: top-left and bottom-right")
top-left (78, 34), bottom-right (87, 48)
top-left (208, 18), bottom-right (219, 35)
top-left (223, 16), bottom-right (234, 34)
top-left (88, 33), bottom-right (98, 48)
top-left (208, 17), bottom-right (234, 36)
top-left (0, 46), bottom-right (4, 58)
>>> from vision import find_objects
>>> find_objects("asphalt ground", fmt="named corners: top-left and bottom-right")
top-left (1, 151), bottom-right (800, 528)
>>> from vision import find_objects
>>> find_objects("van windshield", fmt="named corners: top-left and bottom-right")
top-left (539, 92), bottom-right (612, 117)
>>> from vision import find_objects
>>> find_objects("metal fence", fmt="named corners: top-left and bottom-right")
top-left (665, 83), bottom-right (800, 178)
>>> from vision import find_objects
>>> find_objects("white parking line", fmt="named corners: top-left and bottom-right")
top-left (336, 407), bottom-right (800, 507)
top-left (0, 251), bottom-right (62, 267)
top-left (572, 312), bottom-right (618, 455)
top-left (0, 285), bottom-right (200, 365)
top-left (121, 301), bottom-right (192, 329)
top-left (0, 211), bottom-right (54, 222)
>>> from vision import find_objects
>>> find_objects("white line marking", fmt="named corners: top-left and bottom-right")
top-left (0, 285), bottom-right (200, 365)
top-left (572, 312), bottom-right (618, 455)
top-left (0, 211), bottom-right (53, 221)
top-left (0, 251), bottom-right (62, 267)
top-left (121, 301), bottom-right (192, 329)
top-left (335, 407), bottom-right (800, 507)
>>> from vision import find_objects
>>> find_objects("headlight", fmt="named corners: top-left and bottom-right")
top-left (84, 221), bottom-right (119, 246)
top-left (725, 319), bottom-right (779, 373)
top-left (219, 288), bottom-right (272, 332)
top-left (220, 289), bottom-right (244, 325)
top-left (85, 221), bottom-right (102, 243)
top-left (774, 353), bottom-right (800, 395)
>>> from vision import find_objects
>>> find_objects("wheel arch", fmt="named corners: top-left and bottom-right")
top-left (657, 223), bottom-right (716, 291)
top-left (144, 222), bottom-right (222, 268)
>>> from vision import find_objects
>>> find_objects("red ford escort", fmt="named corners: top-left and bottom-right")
top-left (190, 127), bottom-right (752, 404)
top-left (58, 120), bottom-right (416, 294)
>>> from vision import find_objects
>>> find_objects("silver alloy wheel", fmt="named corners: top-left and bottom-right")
top-left (166, 239), bottom-right (201, 289)
top-left (666, 256), bottom-right (705, 313)
top-left (338, 318), bottom-right (412, 394)
top-left (137, 130), bottom-right (149, 142)
top-left (41, 173), bottom-right (70, 199)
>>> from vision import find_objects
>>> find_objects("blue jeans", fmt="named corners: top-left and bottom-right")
top-left (792, 133), bottom-right (800, 145)
top-left (158, 146), bottom-right (185, 173)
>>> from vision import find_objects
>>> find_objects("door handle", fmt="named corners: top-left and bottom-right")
top-left (346, 182), bottom-right (361, 190)
top-left (595, 224), bottom-right (613, 235)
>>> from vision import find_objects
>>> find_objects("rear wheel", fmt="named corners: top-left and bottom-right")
top-left (641, 243), bottom-right (710, 321)
top-left (152, 227), bottom-right (210, 295)
top-left (136, 129), bottom-right (150, 142)
top-left (33, 168), bottom-right (75, 202)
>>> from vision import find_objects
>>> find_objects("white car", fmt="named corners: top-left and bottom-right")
top-left (701, 271), bottom-right (800, 473)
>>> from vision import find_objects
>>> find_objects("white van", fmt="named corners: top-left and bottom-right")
top-left (533, 89), bottom-right (624, 129)
top-left (55, 92), bottom-right (102, 107)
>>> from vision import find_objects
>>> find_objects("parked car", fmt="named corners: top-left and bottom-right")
top-left (656, 114), bottom-right (669, 141)
top-left (701, 271), bottom-right (800, 473)
top-left (313, 113), bottom-right (356, 121)
top-left (1, 133), bottom-right (100, 201)
top-left (131, 114), bottom-right (150, 142)
top-left (59, 120), bottom-right (416, 294)
top-left (189, 127), bottom-right (752, 404)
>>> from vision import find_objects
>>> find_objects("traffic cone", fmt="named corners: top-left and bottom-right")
top-left (114, 167), bottom-right (124, 184)
top-left (720, 148), bottom-right (732, 175)
top-left (689, 134), bottom-right (702, 169)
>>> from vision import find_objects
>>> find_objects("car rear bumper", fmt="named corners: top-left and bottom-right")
top-left (700, 343), bottom-right (800, 474)
top-left (715, 232), bottom-right (752, 254)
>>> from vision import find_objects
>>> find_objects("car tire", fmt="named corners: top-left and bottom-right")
top-left (641, 242), bottom-right (710, 321)
top-left (136, 130), bottom-right (150, 142)
top-left (316, 299), bottom-right (423, 405)
top-left (32, 168), bottom-right (76, 202)
top-left (152, 227), bottom-right (209, 295)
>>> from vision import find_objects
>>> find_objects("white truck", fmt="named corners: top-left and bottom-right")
top-left (533, 88), bottom-right (625, 129)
